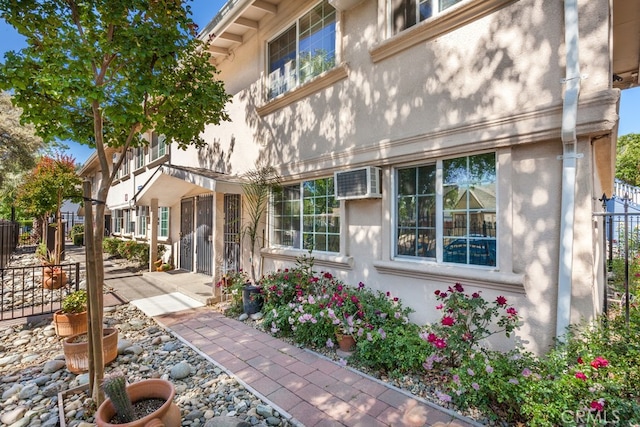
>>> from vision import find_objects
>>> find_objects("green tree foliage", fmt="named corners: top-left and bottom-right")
top-left (0, 0), bottom-right (231, 401)
top-left (616, 133), bottom-right (640, 187)
top-left (15, 154), bottom-right (82, 262)
top-left (0, 92), bottom-right (43, 187)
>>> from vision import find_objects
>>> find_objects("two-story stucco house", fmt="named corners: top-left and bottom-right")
top-left (81, 0), bottom-right (639, 353)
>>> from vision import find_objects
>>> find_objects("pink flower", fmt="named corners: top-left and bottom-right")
top-left (472, 292), bottom-right (480, 298)
top-left (506, 307), bottom-right (518, 317)
top-left (441, 316), bottom-right (455, 326)
top-left (454, 283), bottom-right (465, 292)
top-left (472, 382), bottom-right (480, 390)
top-left (496, 296), bottom-right (507, 306)
top-left (575, 372), bottom-right (587, 381)
top-left (590, 356), bottom-right (609, 369)
top-left (485, 365), bottom-right (494, 374)
top-left (590, 400), bottom-right (604, 412)
top-left (521, 368), bottom-right (532, 377)
top-left (436, 304), bottom-right (443, 310)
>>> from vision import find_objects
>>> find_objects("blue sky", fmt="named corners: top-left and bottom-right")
top-left (1, 2), bottom-right (639, 165)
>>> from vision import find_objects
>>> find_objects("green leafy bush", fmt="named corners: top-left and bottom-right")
top-left (103, 237), bottom-right (120, 255)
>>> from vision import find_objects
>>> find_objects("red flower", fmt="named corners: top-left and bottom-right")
top-left (434, 290), bottom-right (441, 296)
top-left (472, 292), bottom-right (480, 298)
top-left (575, 372), bottom-right (587, 381)
top-left (454, 283), bottom-right (464, 292)
top-left (590, 400), bottom-right (604, 412)
top-left (506, 307), bottom-right (518, 317)
top-left (426, 333), bottom-right (437, 343)
top-left (323, 272), bottom-right (333, 279)
top-left (441, 316), bottom-right (455, 326)
top-left (590, 356), bottom-right (609, 369)
top-left (496, 296), bottom-right (507, 306)
top-left (434, 338), bottom-right (447, 349)
top-left (577, 357), bottom-right (583, 364)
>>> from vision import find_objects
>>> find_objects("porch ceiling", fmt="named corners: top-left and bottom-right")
top-left (134, 165), bottom-right (243, 206)
top-left (613, 0), bottom-right (640, 90)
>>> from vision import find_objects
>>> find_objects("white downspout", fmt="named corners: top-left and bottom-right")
top-left (556, 0), bottom-right (582, 340)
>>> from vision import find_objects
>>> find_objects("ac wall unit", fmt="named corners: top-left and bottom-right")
top-left (334, 166), bottom-right (382, 200)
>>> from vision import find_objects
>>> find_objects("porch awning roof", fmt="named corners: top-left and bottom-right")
top-left (134, 165), bottom-right (243, 206)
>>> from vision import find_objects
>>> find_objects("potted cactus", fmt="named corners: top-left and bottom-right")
top-left (53, 290), bottom-right (88, 337)
top-left (96, 372), bottom-right (180, 427)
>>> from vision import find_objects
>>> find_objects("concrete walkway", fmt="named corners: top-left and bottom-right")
top-left (68, 245), bottom-right (479, 427)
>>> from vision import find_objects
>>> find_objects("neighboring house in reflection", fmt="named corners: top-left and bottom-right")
top-left (79, 0), bottom-right (639, 353)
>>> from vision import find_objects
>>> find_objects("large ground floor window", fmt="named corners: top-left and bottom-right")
top-left (272, 177), bottom-right (340, 253)
top-left (396, 152), bottom-right (497, 266)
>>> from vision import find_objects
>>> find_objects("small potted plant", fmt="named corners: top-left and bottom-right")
top-left (53, 290), bottom-right (88, 337)
top-left (96, 372), bottom-right (180, 427)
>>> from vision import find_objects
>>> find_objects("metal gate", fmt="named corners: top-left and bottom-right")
top-left (223, 194), bottom-right (241, 274)
top-left (196, 194), bottom-right (213, 275)
top-left (180, 198), bottom-right (194, 271)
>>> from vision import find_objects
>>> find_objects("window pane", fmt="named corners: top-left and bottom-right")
top-left (442, 153), bottom-right (497, 266)
top-left (268, 26), bottom-right (297, 98)
top-left (299, 1), bottom-right (336, 84)
top-left (397, 229), bottom-right (416, 256)
top-left (392, 0), bottom-right (417, 35)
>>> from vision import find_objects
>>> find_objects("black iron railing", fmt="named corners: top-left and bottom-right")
top-left (0, 220), bottom-right (19, 269)
top-left (0, 262), bottom-right (81, 320)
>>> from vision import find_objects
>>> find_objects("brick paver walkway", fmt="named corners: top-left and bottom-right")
top-left (154, 308), bottom-right (478, 427)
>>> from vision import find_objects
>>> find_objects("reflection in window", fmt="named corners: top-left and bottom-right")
top-left (268, 1), bottom-right (336, 98)
top-left (443, 153), bottom-right (496, 266)
top-left (396, 165), bottom-right (437, 258)
top-left (272, 178), bottom-right (340, 253)
top-left (391, 0), bottom-right (464, 35)
top-left (395, 153), bottom-right (497, 267)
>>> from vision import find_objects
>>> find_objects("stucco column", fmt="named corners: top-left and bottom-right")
top-left (149, 198), bottom-right (159, 272)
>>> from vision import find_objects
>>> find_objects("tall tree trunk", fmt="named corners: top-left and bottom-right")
top-left (84, 181), bottom-right (105, 404)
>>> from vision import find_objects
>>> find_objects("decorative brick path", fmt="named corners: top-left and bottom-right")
top-left (155, 309), bottom-right (478, 427)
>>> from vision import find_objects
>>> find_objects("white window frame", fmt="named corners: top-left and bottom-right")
top-left (112, 210), bottom-right (124, 234)
top-left (271, 177), bottom-right (340, 253)
top-left (136, 206), bottom-right (149, 237)
top-left (150, 132), bottom-right (167, 161)
top-left (394, 152), bottom-right (497, 268)
top-left (389, 0), bottom-right (464, 35)
top-left (135, 146), bottom-right (145, 170)
top-left (267, 0), bottom-right (337, 99)
top-left (158, 207), bottom-right (169, 239)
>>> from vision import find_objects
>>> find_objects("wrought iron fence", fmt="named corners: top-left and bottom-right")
top-left (0, 220), bottom-right (19, 269)
top-left (0, 262), bottom-right (80, 321)
top-left (595, 203), bottom-right (640, 327)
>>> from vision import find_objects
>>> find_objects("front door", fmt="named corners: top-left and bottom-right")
top-left (179, 198), bottom-right (194, 271)
top-left (196, 194), bottom-right (213, 275)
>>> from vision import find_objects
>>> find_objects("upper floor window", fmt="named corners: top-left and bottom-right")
top-left (268, 1), bottom-right (336, 99)
top-left (396, 153), bottom-right (496, 267)
top-left (135, 146), bottom-right (145, 170)
top-left (150, 132), bottom-right (167, 161)
top-left (391, 0), bottom-right (463, 34)
top-left (272, 177), bottom-right (340, 253)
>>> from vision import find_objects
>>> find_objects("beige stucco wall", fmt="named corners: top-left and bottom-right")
top-left (101, 0), bottom-right (620, 353)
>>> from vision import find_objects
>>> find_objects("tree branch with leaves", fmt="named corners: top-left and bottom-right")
top-left (0, 0), bottom-right (231, 403)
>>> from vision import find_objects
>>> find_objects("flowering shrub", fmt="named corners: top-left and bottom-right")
top-left (419, 283), bottom-right (521, 368)
top-left (216, 269), bottom-right (249, 313)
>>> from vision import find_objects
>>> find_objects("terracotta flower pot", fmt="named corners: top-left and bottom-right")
top-left (336, 332), bottom-right (356, 352)
top-left (96, 379), bottom-right (181, 427)
top-left (62, 327), bottom-right (118, 374)
top-left (43, 271), bottom-right (67, 290)
top-left (53, 309), bottom-right (88, 337)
